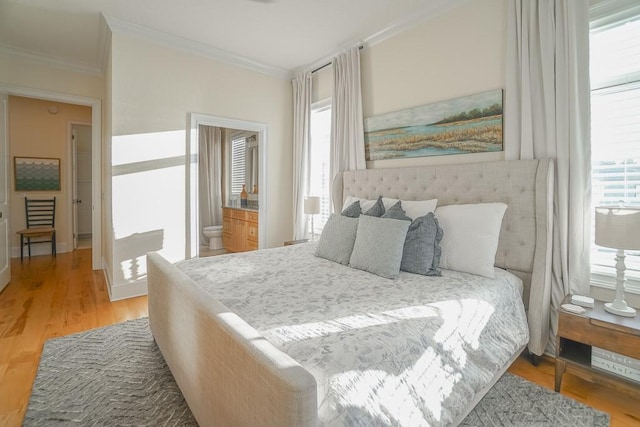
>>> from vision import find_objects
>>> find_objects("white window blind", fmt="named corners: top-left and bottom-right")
top-left (309, 100), bottom-right (332, 234)
top-left (230, 137), bottom-right (246, 194)
top-left (590, 1), bottom-right (640, 293)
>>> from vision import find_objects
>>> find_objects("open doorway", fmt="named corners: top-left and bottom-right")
top-left (70, 123), bottom-right (92, 250)
top-left (187, 114), bottom-right (268, 259)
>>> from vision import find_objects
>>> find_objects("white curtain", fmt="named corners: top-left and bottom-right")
top-left (292, 72), bottom-right (312, 240)
top-left (505, 0), bottom-right (591, 355)
top-left (199, 125), bottom-right (223, 246)
top-left (330, 46), bottom-right (366, 209)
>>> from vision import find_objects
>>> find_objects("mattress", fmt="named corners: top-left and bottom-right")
top-left (176, 243), bottom-right (529, 426)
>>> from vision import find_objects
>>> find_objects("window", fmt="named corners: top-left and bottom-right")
top-left (230, 137), bottom-right (246, 195)
top-left (590, 1), bottom-right (640, 293)
top-left (308, 100), bottom-right (332, 235)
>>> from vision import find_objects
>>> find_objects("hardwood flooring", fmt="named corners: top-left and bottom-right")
top-left (0, 249), bottom-right (638, 426)
top-left (0, 249), bottom-right (148, 426)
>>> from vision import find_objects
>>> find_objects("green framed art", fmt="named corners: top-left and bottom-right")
top-left (14, 157), bottom-right (61, 191)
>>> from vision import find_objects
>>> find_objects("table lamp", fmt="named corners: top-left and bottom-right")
top-left (304, 196), bottom-right (321, 241)
top-left (595, 206), bottom-right (640, 317)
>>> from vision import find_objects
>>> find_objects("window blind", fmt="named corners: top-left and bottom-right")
top-left (590, 2), bottom-right (640, 293)
top-left (230, 137), bottom-right (246, 194)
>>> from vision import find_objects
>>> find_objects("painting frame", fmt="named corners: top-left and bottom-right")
top-left (364, 89), bottom-right (504, 161)
top-left (14, 157), bottom-right (61, 191)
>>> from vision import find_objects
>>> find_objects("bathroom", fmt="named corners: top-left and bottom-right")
top-left (199, 124), bottom-right (259, 257)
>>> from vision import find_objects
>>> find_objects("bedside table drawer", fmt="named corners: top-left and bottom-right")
top-left (559, 311), bottom-right (640, 359)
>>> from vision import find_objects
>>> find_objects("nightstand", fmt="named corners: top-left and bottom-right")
top-left (284, 239), bottom-right (309, 246)
top-left (555, 294), bottom-right (640, 394)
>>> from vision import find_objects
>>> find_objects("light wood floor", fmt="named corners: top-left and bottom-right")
top-left (0, 249), bottom-right (638, 426)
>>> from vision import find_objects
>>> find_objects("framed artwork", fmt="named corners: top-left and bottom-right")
top-left (14, 157), bottom-right (61, 191)
top-left (364, 89), bottom-right (503, 161)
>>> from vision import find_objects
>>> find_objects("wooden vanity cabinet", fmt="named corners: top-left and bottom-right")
top-left (223, 208), bottom-right (259, 252)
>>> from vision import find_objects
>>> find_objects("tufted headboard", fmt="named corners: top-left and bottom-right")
top-left (332, 159), bottom-right (554, 356)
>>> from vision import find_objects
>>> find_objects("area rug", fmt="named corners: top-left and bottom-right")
top-left (24, 318), bottom-right (609, 426)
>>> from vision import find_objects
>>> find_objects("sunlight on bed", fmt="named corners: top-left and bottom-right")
top-left (325, 299), bottom-right (495, 425)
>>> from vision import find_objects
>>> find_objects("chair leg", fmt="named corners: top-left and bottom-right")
top-left (27, 237), bottom-right (31, 258)
top-left (52, 231), bottom-right (56, 257)
top-left (20, 234), bottom-right (24, 262)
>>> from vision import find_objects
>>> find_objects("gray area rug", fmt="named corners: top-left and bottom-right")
top-left (25, 318), bottom-right (609, 426)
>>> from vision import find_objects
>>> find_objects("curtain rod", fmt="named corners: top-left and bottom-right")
top-left (311, 45), bottom-right (364, 74)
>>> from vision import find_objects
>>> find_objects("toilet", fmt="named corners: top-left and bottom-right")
top-left (203, 225), bottom-right (223, 250)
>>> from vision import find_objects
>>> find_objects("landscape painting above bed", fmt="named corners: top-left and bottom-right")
top-left (364, 89), bottom-right (503, 161)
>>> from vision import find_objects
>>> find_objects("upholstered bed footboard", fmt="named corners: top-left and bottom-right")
top-left (146, 252), bottom-right (318, 427)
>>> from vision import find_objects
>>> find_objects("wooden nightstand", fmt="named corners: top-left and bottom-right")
top-left (555, 295), bottom-right (640, 394)
top-left (284, 239), bottom-right (309, 246)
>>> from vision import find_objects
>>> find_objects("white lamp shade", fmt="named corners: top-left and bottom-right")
top-left (595, 206), bottom-right (640, 250)
top-left (304, 196), bottom-right (321, 215)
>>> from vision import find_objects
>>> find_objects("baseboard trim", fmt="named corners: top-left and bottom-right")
top-left (11, 242), bottom-right (69, 258)
top-left (108, 279), bottom-right (148, 302)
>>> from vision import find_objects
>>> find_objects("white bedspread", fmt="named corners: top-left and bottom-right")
top-left (176, 243), bottom-right (529, 426)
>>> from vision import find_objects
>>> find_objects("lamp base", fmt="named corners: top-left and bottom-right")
top-left (604, 302), bottom-right (637, 317)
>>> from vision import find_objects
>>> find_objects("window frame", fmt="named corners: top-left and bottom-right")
top-left (589, 1), bottom-right (640, 295)
top-left (308, 98), bottom-right (332, 236)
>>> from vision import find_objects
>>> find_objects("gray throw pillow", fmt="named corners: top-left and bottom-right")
top-left (363, 196), bottom-right (385, 217)
top-left (401, 212), bottom-right (444, 276)
top-left (341, 201), bottom-right (361, 218)
top-left (315, 214), bottom-right (359, 265)
top-left (382, 201), bottom-right (412, 222)
top-left (349, 215), bottom-right (410, 279)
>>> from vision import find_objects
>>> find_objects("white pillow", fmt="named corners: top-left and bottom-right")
top-left (382, 198), bottom-right (438, 220)
top-left (435, 203), bottom-right (507, 278)
top-left (342, 196), bottom-right (377, 213)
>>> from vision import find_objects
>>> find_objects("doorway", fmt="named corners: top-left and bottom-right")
top-left (71, 124), bottom-right (92, 250)
top-left (187, 114), bottom-right (268, 259)
top-left (0, 84), bottom-right (102, 270)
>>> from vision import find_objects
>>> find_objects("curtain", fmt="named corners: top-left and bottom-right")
top-left (330, 46), bottom-right (366, 211)
top-left (199, 125), bottom-right (223, 246)
top-left (292, 72), bottom-right (312, 240)
top-left (505, 0), bottom-right (591, 355)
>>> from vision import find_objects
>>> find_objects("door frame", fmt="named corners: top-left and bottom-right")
top-left (0, 84), bottom-right (102, 270)
top-left (67, 122), bottom-right (92, 251)
top-left (0, 94), bottom-right (9, 292)
top-left (186, 113), bottom-right (268, 259)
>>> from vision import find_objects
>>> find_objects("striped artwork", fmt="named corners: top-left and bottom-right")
top-left (14, 157), bottom-right (60, 191)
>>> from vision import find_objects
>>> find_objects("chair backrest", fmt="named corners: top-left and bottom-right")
top-left (25, 197), bottom-right (56, 228)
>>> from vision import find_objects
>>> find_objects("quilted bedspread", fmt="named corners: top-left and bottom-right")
top-left (176, 243), bottom-right (529, 426)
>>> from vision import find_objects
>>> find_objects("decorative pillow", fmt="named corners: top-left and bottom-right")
top-left (382, 201), bottom-right (412, 221)
top-left (382, 198), bottom-right (438, 220)
top-left (349, 215), bottom-right (410, 279)
top-left (435, 203), bottom-right (508, 278)
top-left (315, 214), bottom-right (359, 265)
top-left (401, 213), bottom-right (443, 276)
top-left (363, 196), bottom-right (385, 217)
top-left (341, 201), bottom-right (361, 218)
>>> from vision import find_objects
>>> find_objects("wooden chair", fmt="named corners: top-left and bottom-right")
top-left (16, 197), bottom-right (57, 261)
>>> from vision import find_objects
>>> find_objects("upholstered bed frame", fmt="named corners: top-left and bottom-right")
top-left (147, 158), bottom-right (554, 427)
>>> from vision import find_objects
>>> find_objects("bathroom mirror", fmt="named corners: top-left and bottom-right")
top-left (226, 130), bottom-right (259, 209)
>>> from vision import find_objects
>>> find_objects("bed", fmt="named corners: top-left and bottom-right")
top-left (147, 158), bottom-right (554, 426)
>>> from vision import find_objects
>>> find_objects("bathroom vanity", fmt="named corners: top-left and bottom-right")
top-left (222, 207), bottom-right (258, 252)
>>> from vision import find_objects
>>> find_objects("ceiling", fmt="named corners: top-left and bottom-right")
top-left (0, 0), bottom-right (461, 77)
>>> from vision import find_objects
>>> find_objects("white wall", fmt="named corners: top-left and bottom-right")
top-left (360, 0), bottom-right (508, 169)
top-left (0, 53), bottom-right (104, 100)
top-left (107, 32), bottom-right (292, 299)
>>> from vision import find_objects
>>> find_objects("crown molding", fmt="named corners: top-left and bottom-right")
top-left (294, 0), bottom-right (469, 76)
top-left (0, 44), bottom-right (103, 76)
top-left (363, 0), bottom-right (469, 48)
top-left (103, 15), bottom-right (291, 80)
top-left (97, 14), bottom-right (111, 73)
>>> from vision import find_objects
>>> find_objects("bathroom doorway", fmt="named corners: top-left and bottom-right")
top-left (187, 114), bottom-right (268, 259)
